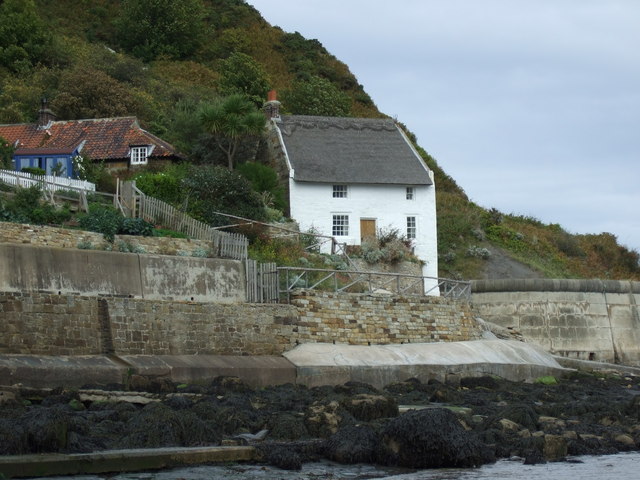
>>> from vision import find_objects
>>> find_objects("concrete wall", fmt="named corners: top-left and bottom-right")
top-left (0, 243), bottom-right (245, 303)
top-left (471, 279), bottom-right (640, 365)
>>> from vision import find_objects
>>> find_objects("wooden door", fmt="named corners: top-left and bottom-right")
top-left (360, 219), bottom-right (376, 242)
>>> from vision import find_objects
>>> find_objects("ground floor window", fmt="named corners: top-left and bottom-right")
top-left (332, 214), bottom-right (349, 236)
top-left (406, 216), bottom-right (417, 239)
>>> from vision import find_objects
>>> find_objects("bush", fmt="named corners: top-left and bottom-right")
top-left (78, 205), bottom-right (123, 242)
top-left (236, 162), bottom-right (287, 212)
top-left (2, 185), bottom-right (71, 225)
top-left (120, 217), bottom-right (154, 237)
top-left (183, 165), bottom-right (267, 227)
top-left (21, 167), bottom-right (45, 175)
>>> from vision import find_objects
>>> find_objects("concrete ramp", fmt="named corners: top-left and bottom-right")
top-left (284, 340), bottom-right (570, 389)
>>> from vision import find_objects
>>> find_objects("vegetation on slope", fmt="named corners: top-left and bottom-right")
top-left (0, 0), bottom-right (637, 280)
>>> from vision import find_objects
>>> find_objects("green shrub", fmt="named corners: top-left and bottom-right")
top-left (236, 162), bottom-right (287, 212)
top-left (21, 166), bottom-right (45, 175)
top-left (120, 217), bottom-right (154, 237)
top-left (133, 164), bottom-right (189, 205)
top-left (78, 205), bottom-right (123, 242)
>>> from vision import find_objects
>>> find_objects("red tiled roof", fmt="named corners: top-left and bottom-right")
top-left (0, 117), bottom-right (179, 161)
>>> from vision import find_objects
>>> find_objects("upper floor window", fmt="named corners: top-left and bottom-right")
top-left (333, 185), bottom-right (348, 198)
top-left (332, 214), bottom-right (349, 236)
top-left (130, 146), bottom-right (149, 165)
top-left (406, 187), bottom-right (415, 200)
top-left (406, 216), bottom-right (417, 239)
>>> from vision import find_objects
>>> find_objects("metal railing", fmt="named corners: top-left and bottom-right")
top-left (278, 266), bottom-right (471, 302)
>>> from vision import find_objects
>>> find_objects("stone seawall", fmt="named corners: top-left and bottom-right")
top-left (471, 279), bottom-right (640, 365)
top-left (0, 290), bottom-right (480, 357)
top-left (289, 290), bottom-right (481, 345)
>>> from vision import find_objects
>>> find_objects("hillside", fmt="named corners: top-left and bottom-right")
top-left (1, 0), bottom-right (638, 280)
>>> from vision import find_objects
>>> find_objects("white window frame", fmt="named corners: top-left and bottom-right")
top-left (333, 184), bottom-right (348, 198)
top-left (406, 186), bottom-right (415, 200)
top-left (406, 216), bottom-right (417, 240)
top-left (130, 146), bottom-right (149, 165)
top-left (332, 214), bottom-right (349, 236)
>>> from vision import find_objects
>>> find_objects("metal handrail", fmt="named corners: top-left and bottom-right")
top-left (278, 266), bottom-right (471, 302)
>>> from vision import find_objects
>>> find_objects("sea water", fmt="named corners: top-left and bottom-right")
top-left (28, 451), bottom-right (640, 480)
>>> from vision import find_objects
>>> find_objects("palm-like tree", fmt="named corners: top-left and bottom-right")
top-left (199, 94), bottom-right (266, 170)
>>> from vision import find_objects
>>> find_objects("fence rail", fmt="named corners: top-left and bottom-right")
top-left (277, 267), bottom-right (471, 302)
top-left (0, 169), bottom-right (95, 192)
top-left (120, 181), bottom-right (248, 261)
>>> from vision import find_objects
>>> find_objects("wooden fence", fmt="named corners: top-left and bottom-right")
top-left (246, 260), bottom-right (278, 303)
top-left (120, 181), bottom-right (249, 261)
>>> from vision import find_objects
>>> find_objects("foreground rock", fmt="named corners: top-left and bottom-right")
top-left (378, 408), bottom-right (492, 468)
top-left (0, 371), bottom-right (639, 471)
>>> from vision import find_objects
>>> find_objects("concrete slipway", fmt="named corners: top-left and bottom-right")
top-left (284, 339), bottom-right (570, 389)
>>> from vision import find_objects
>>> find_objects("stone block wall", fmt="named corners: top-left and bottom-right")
top-left (1, 290), bottom-right (480, 357)
top-left (0, 221), bottom-right (212, 256)
top-left (0, 292), bottom-right (101, 355)
top-left (289, 291), bottom-right (482, 345)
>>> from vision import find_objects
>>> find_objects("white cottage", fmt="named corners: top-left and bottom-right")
top-left (265, 103), bottom-right (438, 289)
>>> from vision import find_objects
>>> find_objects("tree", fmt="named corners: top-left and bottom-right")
top-left (51, 67), bottom-right (138, 119)
top-left (282, 75), bottom-right (351, 116)
top-left (0, 0), bottom-right (55, 73)
top-left (115, 0), bottom-right (206, 62)
top-left (198, 94), bottom-right (266, 170)
top-left (217, 52), bottom-right (270, 106)
top-left (0, 135), bottom-right (15, 169)
top-left (183, 165), bottom-right (267, 226)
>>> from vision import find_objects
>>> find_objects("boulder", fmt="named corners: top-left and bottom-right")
top-left (325, 425), bottom-right (379, 464)
top-left (340, 394), bottom-right (398, 421)
top-left (543, 434), bottom-right (567, 461)
top-left (378, 408), bottom-right (492, 468)
top-left (305, 401), bottom-right (351, 437)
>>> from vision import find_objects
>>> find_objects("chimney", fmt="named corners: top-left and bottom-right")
top-left (37, 97), bottom-right (57, 128)
top-left (263, 89), bottom-right (281, 122)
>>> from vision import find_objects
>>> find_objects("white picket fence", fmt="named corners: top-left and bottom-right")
top-left (0, 169), bottom-right (95, 192)
top-left (121, 181), bottom-right (249, 261)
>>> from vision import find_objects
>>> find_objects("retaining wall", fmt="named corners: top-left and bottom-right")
top-left (471, 279), bottom-right (640, 365)
top-left (0, 243), bottom-right (245, 303)
top-left (290, 290), bottom-right (482, 345)
top-left (0, 290), bottom-right (479, 357)
top-left (0, 221), bottom-right (213, 256)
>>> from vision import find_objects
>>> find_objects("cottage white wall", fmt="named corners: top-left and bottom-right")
top-left (289, 178), bottom-right (439, 293)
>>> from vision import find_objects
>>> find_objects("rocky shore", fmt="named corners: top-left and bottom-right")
top-left (1, 371), bottom-right (639, 472)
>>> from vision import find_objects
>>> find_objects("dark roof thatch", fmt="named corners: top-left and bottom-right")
top-left (278, 115), bottom-right (432, 185)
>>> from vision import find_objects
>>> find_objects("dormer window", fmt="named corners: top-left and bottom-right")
top-left (130, 146), bottom-right (149, 165)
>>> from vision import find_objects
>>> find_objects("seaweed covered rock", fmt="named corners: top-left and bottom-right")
top-left (305, 400), bottom-right (353, 437)
top-left (340, 394), bottom-right (398, 422)
top-left (117, 402), bottom-right (218, 448)
top-left (378, 408), bottom-right (491, 468)
top-left (268, 413), bottom-right (309, 440)
top-left (325, 425), bottom-right (379, 464)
